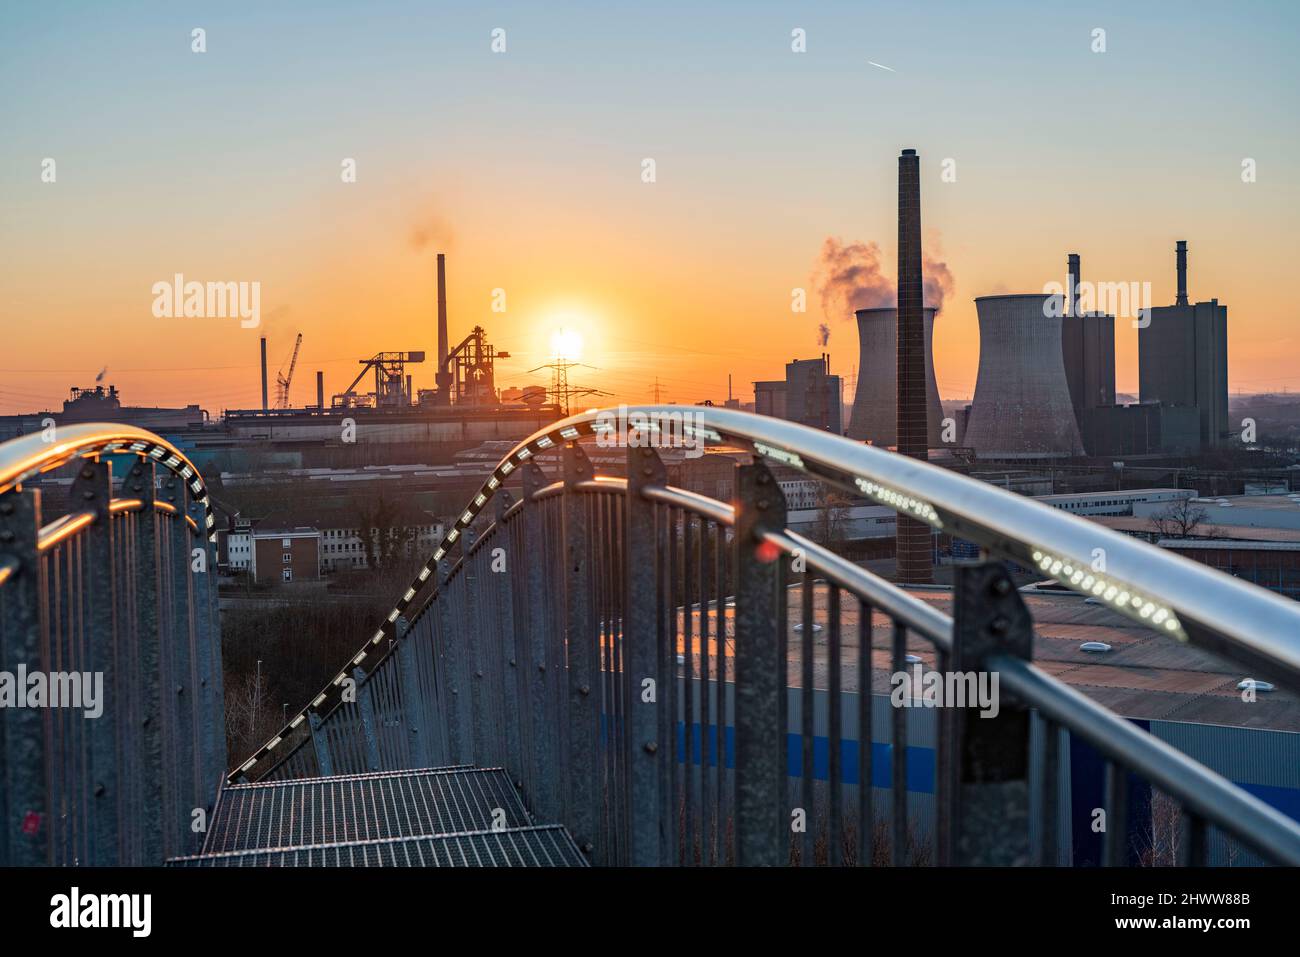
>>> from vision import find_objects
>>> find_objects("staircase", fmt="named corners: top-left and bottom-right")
top-left (168, 766), bottom-right (587, 867)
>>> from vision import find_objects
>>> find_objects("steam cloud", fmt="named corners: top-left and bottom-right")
top-left (409, 212), bottom-right (456, 252)
top-left (811, 236), bottom-right (956, 323)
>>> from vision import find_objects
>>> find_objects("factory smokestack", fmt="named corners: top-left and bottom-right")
top-left (316, 371), bottom-right (324, 409)
top-left (1067, 253), bottom-right (1081, 317)
top-left (895, 148), bottom-right (932, 584)
top-left (260, 337), bottom-right (268, 411)
top-left (1176, 240), bottom-right (1188, 306)
top-left (435, 253), bottom-right (453, 405)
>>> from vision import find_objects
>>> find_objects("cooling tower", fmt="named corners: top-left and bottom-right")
top-left (848, 307), bottom-right (943, 446)
top-left (964, 294), bottom-right (1085, 458)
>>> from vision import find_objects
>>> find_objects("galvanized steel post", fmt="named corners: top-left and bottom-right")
top-left (354, 666), bottom-right (381, 771)
top-left (126, 458), bottom-right (164, 865)
top-left (733, 462), bottom-right (787, 866)
top-left (625, 444), bottom-right (667, 865)
top-left (309, 711), bottom-right (334, 777)
top-left (396, 616), bottom-right (428, 769)
top-left (186, 493), bottom-right (224, 808)
top-left (161, 470), bottom-right (196, 857)
top-left (563, 442), bottom-right (600, 861)
top-left (70, 460), bottom-right (119, 866)
top-left (950, 561), bottom-right (1033, 865)
top-left (436, 558), bottom-right (466, 765)
top-left (462, 526), bottom-right (487, 764)
top-left (0, 488), bottom-right (46, 865)
top-left (493, 490), bottom-right (524, 783)
top-left (521, 461), bottom-right (559, 823)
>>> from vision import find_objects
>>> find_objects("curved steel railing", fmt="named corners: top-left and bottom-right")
top-left (237, 406), bottom-right (1300, 784)
top-left (0, 423), bottom-right (217, 544)
top-left (0, 424), bottom-right (224, 865)
top-left (230, 407), bottom-right (1300, 866)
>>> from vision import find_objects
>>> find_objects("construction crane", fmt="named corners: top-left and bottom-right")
top-left (275, 333), bottom-right (302, 408)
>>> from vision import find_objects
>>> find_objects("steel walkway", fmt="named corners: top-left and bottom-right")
top-left (168, 767), bottom-right (586, 867)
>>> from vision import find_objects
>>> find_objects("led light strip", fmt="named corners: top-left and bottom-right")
top-left (854, 477), bottom-right (943, 528)
top-left (1031, 548), bottom-right (1185, 638)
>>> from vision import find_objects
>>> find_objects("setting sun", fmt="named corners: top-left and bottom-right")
top-left (550, 327), bottom-right (584, 362)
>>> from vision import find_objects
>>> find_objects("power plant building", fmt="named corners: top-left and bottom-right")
top-left (1061, 254), bottom-right (1116, 428)
top-left (964, 294), bottom-right (1086, 459)
top-left (753, 356), bottom-right (842, 433)
top-left (1139, 242), bottom-right (1228, 449)
top-left (848, 307), bottom-right (944, 447)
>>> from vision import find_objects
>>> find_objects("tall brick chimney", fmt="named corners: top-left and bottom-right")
top-left (895, 148), bottom-right (933, 584)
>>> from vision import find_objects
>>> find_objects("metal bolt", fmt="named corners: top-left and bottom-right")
top-left (579, 685), bottom-right (590, 696)
top-left (991, 578), bottom-right (1012, 596)
top-left (643, 742), bottom-right (658, 754)
top-left (539, 664), bottom-right (546, 672)
top-left (509, 658), bottom-right (516, 667)
top-left (94, 784), bottom-right (105, 798)
top-left (176, 684), bottom-right (184, 695)
top-left (0, 531), bottom-right (13, 543)
top-left (582, 842), bottom-right (594, 854)
top-left (142, 716), bottom-right (151, 727)
top-left (990, 615), bottom-right (1009, 634)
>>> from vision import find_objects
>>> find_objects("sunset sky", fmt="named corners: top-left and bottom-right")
top-left (2, 1), bottom-right (1297, 416)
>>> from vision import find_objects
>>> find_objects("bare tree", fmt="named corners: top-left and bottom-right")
top-left (1147, 498), bottom-right (1215, 540)
top-left (1135, 789), bottom-right (1181, 866)
top-left (811, 488), bottom-right (854, 550)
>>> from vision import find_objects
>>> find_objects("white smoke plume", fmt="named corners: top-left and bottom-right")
top-left (812, 236), bottom-right (956, 323)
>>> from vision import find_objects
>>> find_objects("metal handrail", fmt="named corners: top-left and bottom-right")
top-left (34, 498), bottom-right (200, 553)
top-left (993, 655), bottom-right (1300, 865)
top-left (0, 424), bottom-right (217, 554)
top-left (233, 406), bottom-right (1300, 781)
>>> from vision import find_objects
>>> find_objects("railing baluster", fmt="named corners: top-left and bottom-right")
top-left (858, 599), bottom-right (873, 867)
top-left (800, 572), bottom-right (814, 866)
top-left (682, 513), bottom-right (696, 863)
top-left (934, 643), bottom-right (954, 867)
top-left (714, 524), bottom-right (728, 865)
top-left (1039, 718), bottom-right (1060, 866)
top-left (1103, 762), bottom-right (1129, 867)
top-left (828, 584), bottom-right (842, 866)
top-left (698, 517), bottom-right (712, 866)
top-left (1179, 810), bottom-right (1208, 866)
top-left (890, 619), bottom-right (908, 866)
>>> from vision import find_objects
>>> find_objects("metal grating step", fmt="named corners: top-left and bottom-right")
top-left (169, 825), bottom-right (587, 867)
top-left (202, 766), bottom-right (532, 854)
